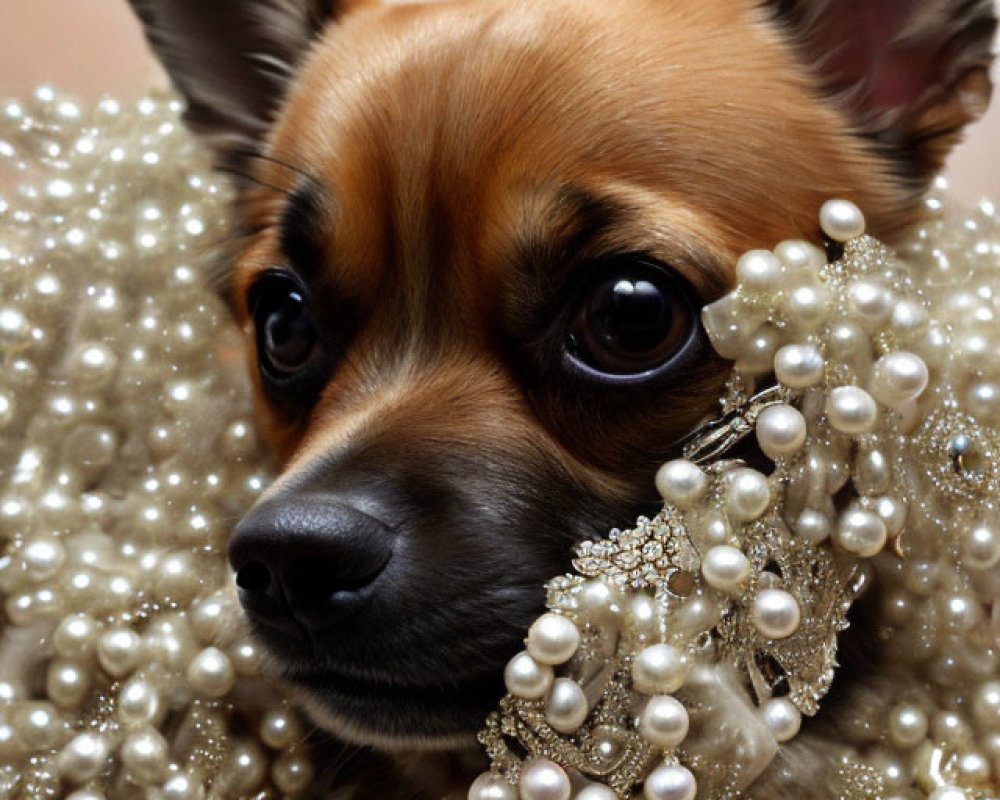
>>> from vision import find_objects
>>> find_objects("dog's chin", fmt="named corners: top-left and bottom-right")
top-left (282, 667), bottom-right (498, 750)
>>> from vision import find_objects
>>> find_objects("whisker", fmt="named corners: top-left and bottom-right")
top-left (214, 163), bottom-right (294, 198)
top-left (230, 146), bottom-right (319, 186)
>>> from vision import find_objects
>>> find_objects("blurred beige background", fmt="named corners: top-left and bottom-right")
top-left (0, 0), bottom-right (998, 202)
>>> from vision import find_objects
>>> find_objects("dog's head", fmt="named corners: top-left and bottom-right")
top-left (130, 0), bottom-right (994, 748)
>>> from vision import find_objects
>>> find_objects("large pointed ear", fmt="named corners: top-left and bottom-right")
top-left (762, 0), bottom-right (996, 185)
top-left (127, 0), bottom-right (340, 168)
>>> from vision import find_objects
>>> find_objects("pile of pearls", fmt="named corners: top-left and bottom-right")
top-left (476, 193), bottom-right (1000, 799)
top-left (0, 89), bottom-right (313, 797)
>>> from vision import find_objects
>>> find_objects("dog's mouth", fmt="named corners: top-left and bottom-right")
top-left (281, 664), bottom-right (505, 746)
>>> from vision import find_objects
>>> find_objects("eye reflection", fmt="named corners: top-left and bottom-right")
top-left (568, 259), bottom-right (695, 377)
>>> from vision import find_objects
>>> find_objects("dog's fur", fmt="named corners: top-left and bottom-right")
top-left (128, 0), bottom-right (996, 795)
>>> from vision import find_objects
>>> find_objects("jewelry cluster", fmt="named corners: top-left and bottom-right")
top-left (473, 195), bottom-right (1000, 799)
top-left (0, 89), bottom-right (312, 798)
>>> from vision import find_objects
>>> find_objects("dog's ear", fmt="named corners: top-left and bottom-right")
top-left (763, 0), bottom-right (996, 184)
top-left (128, 0), bottom-right (343, 168)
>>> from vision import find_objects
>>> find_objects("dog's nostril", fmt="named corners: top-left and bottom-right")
top-left (235, 561), bottom-right (272, 595)
top-left (290, 558), bottom-right (335, 607)
top-left (287, 554), bottom-right (389, 609)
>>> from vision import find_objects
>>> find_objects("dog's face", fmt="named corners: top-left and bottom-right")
top-left (130, 0), bottom-right (994, 748)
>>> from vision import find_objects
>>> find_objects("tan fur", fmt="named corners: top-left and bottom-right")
top-left (130, 0), bottom-right (993, 794)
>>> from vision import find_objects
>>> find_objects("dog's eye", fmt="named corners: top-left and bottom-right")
top-left (567, 260), bottom-right (696, 378)
top-left (251, 272), bottom-right (319, 380)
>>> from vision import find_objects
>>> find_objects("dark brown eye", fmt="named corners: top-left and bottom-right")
top-left (568, 261), bottom-right (694, 377)
top-left (252, 272), bottom-right (318, 380)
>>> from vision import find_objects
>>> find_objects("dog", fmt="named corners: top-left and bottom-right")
top-left (127, 0), bottom-right (996, 795)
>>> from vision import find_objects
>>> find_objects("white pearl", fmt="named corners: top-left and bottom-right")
top-left (973, 681), bottom-right (1000, 731)
top-left (701, 545), bottom-right (750, 592)
top-left (468, 772), bottom-right (518, 800)
top-left (97, 628), bottom-right (144, 677)
top-left (774, 239), bottom-right (824, 271)
top-left (639, 695), bottom-right (690, 748)
top-left (582, 726), bottom-right (627, 773)
top-left (628, 595), bottom-right (660, 639)
top-left (854, 448), bottom-right (892, 494)
top-left (643, 764), bottom-right (697, 800)
top-left (186, 647), bottom-right (235, 698)
top-left (118, 678), bottom-right (160, 726)
top-left (752, 590), bottom-right (800, 639)
top-left (699, 514), bottom-right (731, 548)
top-left (272, 752), bottom-right (313, 794)
top-left (16, 702), bottom-right (64, 749)
top-left (774, 345), bottom-right (824, 388)
top-left (505, 651), bottom-right (554, 700)
top-left (22, 538), bottom-right (65, 579)
top-left (761, 697), bottom-right (801, 742)
top-left (47, 660), bottom-right (89, 708)
top-left (259, 708), bottom-right (301, 749)
top-left (545, 678), bottom-right (589, 734)
top-left (735, 325), bottom-right (779, 375)
top-left (963, 524), bottom-right (1000, 570)
top-left (229, 640), bottom-right (263, 675)
top-left (576, 786), bottom-right (618, 800)
top-left (160, 772), bottom-right (206, 800)
top-left (190, 590), bottom-right (239, 644)
top-left (632, 644), bottom-right (689, 694)
top-left (755, 404), bottom-right (807, 459)
top-left (828, 323), bottom-right (868, 360)
top-left (526, 614), bottom-right (580, 666)
top-left (931, 711), bottom-right (970, 745)
top-left (835, 509), bottom-right (887, 557)
top-left (819, 199), bottom-right (865, 242)
top-left (519, 758), bottom-right (571, 800)
top-left (794, 509), bottom-right (831, 543)
top-left (827, 386), bottom-right (878, 435)
top-left (887, 704), bottom-right (928, 749)
top-left (870, 352), bottom-right (929, 408)
top-left (578, 580), bottom-right (620, 624)
top-left (929, 787), bottom-right (967, 800)
top-left (120, 728), bottom-right (170, 783)
top-left (873, 496), bottom-right (907, 537)
top-left (154, 551), bottom-right (201, 604)
top-left (783, 283), bottom-right (830, 327)
top-left (847, 281), bottom-right (893, 325)
top-left (57, 733), bottom-right (108, 783)
top-left (958, 750), bottom-right (991, 784)
top-left (654, 460), bottom-right (707, 507)
top-left (725, 468), bottom-right (771, 521)
top-left (891, 300), bottom-right (929, 335)
top-left (700, 293), bottom-right (742, 359)
top-left (736, 250), bottom-right (782, 292)
top-left (218, 742), bottom-right (266, 795)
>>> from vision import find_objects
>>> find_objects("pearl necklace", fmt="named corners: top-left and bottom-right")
top-left (2, 88), bottom-right (1000, 800)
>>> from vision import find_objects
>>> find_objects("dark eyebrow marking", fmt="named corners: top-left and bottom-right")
top-left (513, 183), bottom-right (729, 302)
top-left (513, 184), bottom-right (625, 289)
top-left (278, 178), bottom-right (328, 274)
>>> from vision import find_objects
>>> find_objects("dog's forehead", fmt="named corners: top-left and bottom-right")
top-left (252, 0), bottom-right (902, 311)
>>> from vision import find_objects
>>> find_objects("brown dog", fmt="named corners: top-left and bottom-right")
top-left (128, 0), bottom-right (995, 795)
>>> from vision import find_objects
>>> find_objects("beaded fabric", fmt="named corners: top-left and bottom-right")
top-left (2, 90), bottom-right (1000, 800)
top-left (0, 89), bottom-right (314, 799)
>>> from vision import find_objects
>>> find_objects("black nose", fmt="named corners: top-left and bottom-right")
top-left (228, 494), bottom-right (393, 634)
